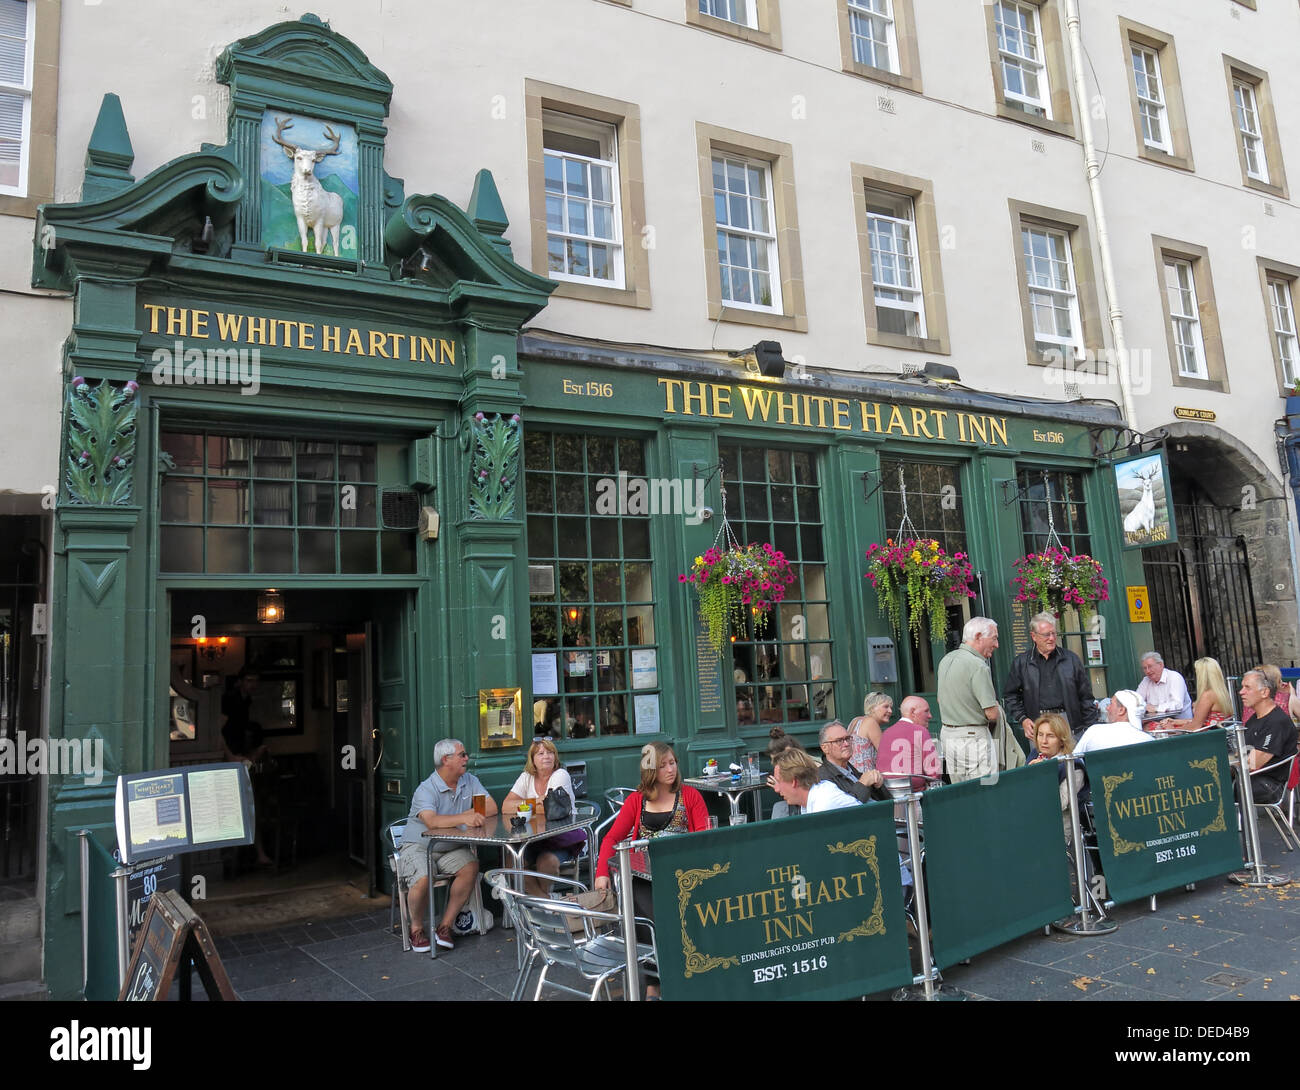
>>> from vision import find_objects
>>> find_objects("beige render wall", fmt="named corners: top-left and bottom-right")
top-left (43, 0), bottom-right (1300, 481)
top-left (0, 212), bottom-right (68, 501)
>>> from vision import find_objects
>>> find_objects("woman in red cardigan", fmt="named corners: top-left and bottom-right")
top-left (594, 741), bottom-right (709, 997)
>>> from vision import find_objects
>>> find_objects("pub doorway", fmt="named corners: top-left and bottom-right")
top-left (165, 587), bottom-right (412, 929)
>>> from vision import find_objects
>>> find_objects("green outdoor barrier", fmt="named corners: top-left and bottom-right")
top-left (83, 832), bottom-right (122, 1002)
top-left (922, 762), bottom-right (1075, 969)
top-left (649, 803), bottom-right (913, 1001)
top-left (1085, 732), bottom-right (1242, 905)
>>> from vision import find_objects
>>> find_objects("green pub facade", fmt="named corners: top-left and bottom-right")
top-left (34, 18), bottom-right (1148, 998)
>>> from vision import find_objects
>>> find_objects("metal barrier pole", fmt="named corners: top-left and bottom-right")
top-left (1228, 720), bottom-right (1291, 887)
top-left (1054, 757), bottom-right (1117, 936)
top-left (78, 831), bottom-right (90, 995)
top-left (615, 837), bottom-right (647, 1001)
top-left (905, 792), bottom-right (937, 1000)
top-left (113, 867), bottom-right (132, 985)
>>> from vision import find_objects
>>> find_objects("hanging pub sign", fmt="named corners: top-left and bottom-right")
top-left (1112, 449), bottom-right (1176, 550)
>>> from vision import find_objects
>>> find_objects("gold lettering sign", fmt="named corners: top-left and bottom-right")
top-left (658, 379), bottom-right (1009, 446)
top-left (1173, 407), bottom-right (1216, 422)
top-left (140, 304), bottom-right (457, 366)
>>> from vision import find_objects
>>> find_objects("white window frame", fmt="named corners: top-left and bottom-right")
top-left (542, 113), bottom-right (625, 290)
top-left (713, 154), bottom-right (781, 313)
top-left (0, 0), bottom-right (34, 199)
top-left (866, 191), bottom-right (926, 338)
top-left (1269, 277), bottom-right (1299, 387)
top-left (1164, 258), bottom-right (1207, 379)
top-left (848, 0), bottom-right (898, 75)
top-left (995, 0), bottom-right (1050, 119)
top-left (1022, 225), bottom-right (1081, 354)
top-left (699, 0), bottom-right (756, 29)
top-left (1233, 79), bottom-right (1268, 183)
top-left (1131, 45), bottom-right (1171, 154)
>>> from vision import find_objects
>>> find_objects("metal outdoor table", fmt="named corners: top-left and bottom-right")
top-left (422, 809), bottom-right (598, 955)
top-left (683, 772), bottom-right (767, 824)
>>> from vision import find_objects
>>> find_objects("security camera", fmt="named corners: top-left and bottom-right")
top-left (699, 506), bottom-right (714, 521)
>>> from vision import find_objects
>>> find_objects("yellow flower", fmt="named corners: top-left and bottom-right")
top-left (694, 556), bottom-right (704, 566)
top-left (930, 541), bottom-right (939, 552)
top-left (910, 550), bottom-right (922, 563)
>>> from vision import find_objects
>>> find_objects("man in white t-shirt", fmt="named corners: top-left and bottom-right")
top-left (768, 748), bottom-right (858, 813)
top-left (1074, 690), bottom-right (1154, 756)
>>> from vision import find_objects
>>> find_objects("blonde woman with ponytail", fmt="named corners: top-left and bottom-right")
top-left (1167, 657), bottom-right (1233, 731)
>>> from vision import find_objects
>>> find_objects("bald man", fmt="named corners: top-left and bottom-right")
top-left (878, 696), bottom-right (942, 790)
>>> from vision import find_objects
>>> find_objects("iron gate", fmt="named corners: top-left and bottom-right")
top-left (1143, 502), bottom-right (1263, 682)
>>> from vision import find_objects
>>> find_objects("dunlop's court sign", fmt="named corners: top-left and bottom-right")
top-left (649, 803), bottom-right (913, 1001)
top-left (1085, 732), bottom-right (1243, 904)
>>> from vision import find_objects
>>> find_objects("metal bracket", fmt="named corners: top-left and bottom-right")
top-left (998, 478), bottom-right (1033, 508)
top-left (862, 469), bottom-right (885, 503)
top-left (693, 461), bottom-right (724, 489)
top-left (1087, 424), bottom-right (1168, 461)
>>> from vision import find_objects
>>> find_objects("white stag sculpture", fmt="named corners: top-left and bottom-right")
top-left (1123, 467), bottom-right (1159, 534)
top-left (272, 117), bottom-right (345, 257)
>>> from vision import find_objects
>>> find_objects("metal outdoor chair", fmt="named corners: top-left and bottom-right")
top-left (592, 788), bottom-right (637, 870)
top-left (556, 800), bottom-right (601, 885)
top-left (1250, 752), bottom-right (1299, 852)
top-left (386, 819), bottom-right (486, 957)
top-left (485, 868), bottom-right (656, 1001)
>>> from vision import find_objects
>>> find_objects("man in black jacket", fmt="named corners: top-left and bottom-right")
top-left (1003, 612), bottom-right (1100, 741)
top-left (815, 721), bottom-right (891, 802)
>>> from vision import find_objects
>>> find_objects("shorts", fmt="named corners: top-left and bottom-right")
top-left (397, 839), bottom-right (476, 886)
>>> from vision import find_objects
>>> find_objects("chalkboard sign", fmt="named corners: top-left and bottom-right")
top-left (119, 889), bottom-right (236, 1001)
top-left (694, 612), bottom-right (723, 715)
top-left (123, 855), bottom-right (182, 952)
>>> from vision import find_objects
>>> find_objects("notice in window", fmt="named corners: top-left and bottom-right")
top-left (634, 693), bottom-right (661, 735)
top-left (531, 654), bottom-right (559, 695)
top-left (631, 649), bottom-right (658, 690)
top-left (188, 768), bottom-right (248, 845)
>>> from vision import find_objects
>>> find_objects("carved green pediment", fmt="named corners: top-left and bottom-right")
top-left (216, 13), bottom-right (394, 115)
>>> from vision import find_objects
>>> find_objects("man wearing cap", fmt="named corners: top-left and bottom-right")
top-left (1073, 691), bottom-right (1153, 755)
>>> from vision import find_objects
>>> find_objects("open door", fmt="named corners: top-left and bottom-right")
top-left (372, 593), bottom-right (416, 897)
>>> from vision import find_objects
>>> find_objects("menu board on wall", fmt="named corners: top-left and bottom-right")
top-left (695, 613), bottom-right (723, 715)
top-left (1009, 599), bottom-right (1030, 655)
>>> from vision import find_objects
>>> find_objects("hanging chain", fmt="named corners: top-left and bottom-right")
top-left (1041, 470), bottom-right (1066, 553)
top-left (713, 468), bottom-right (741, 553)
top-left (894, 466), bottom-right (920, 542)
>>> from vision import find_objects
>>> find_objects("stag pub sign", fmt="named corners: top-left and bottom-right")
top-left (1112, 449), bottom-right (1177, 550)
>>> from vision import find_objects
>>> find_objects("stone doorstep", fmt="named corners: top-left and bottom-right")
top-left (0, 937), bottom-right (42, 984)
top-left (0, 979), bottom-right (46, 1002)
top-left (0, 897), bottom-right (40, 944)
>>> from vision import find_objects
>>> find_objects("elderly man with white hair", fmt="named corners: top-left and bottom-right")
top-left (1004, 611), bottom-right (1100, 741)
top-left (1136, 651), bottom-right (1193, 721)
top-left (1073, 691), bottom-right (1153, 755)
top-left (398, 738), bottom-right (498, 953)
top-left (936, 616), bottom-right (1013, 782)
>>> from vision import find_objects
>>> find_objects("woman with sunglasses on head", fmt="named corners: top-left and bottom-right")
top-left (594, 742), bottom-right (709, 997)
top-left (848, 691), bottom-right (892, 774)
top-left (503, 737), bottom-right (582, 897)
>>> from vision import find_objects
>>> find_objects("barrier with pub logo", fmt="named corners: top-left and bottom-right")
top-left (1084, 732), bottom-right (1242, 904)
top-left (921, 762), bottom-right (1075, 968)
top-left (649, 803), bottom-right (913, 1001)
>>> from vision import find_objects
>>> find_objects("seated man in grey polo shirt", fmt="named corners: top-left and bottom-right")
top-left (398, 738), bottom-right (498, 952)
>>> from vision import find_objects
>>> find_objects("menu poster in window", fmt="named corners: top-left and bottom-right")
top-left (631, 649), bottom-right (658, 690)
top-left (634, 693), bottom-right (661, 735)
top-left (565, 651), bottom-right (592, 679)
top-left (531, 653), bottom-right (559, 695)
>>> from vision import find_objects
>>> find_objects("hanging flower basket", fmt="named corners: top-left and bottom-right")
top-left (864, 538), bottom-right (975, 646)
top-left (680, 542), bottom-right (796, 656)
top-left (1011, 547), bottom-right (1109, 626)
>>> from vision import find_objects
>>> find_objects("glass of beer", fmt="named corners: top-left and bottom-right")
top-left (473, 793), bottom-right (487, 816)
top-left (525, 796), bottom-right (536, 814)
